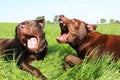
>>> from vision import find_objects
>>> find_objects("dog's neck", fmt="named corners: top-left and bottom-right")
top-left (69, 34), bottom-right (87, 50)
top-left (68, 23), bottom-right (88, 48)
top-left (78, 23), bottom-right (88, 40)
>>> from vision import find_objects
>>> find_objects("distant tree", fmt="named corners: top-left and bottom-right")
top-left (100, 18), bottom-right (106, 24)
top-left (116, 20), bottom-right (120, 24)
top-left (53, 15), bottom-right (60, 24)
top-left (109, 18), bottom-right (115, 24)
top-left (46, 20), bottom-right (51, 24)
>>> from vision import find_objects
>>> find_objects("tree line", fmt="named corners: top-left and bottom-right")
top-left (36, 15), bottom-right (60, 24)
top-left (36, 16), bottom-right (120, 24)
top-left (100, 18), bottom-right (120, 24)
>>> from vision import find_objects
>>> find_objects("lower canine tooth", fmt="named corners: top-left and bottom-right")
top-left (63, 23), bottom-right (65, 26)
top-left (59, 21), bottom-right (63, 23)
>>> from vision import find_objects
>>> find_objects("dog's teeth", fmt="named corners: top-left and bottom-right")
top-left (59, 21), bottom-right (63, 23)
top-left (27, 38), bottom-right (37, 49)
top-left (63, 23), bottom-right (65, 26)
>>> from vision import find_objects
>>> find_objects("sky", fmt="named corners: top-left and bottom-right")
top-left (0, 0), bottom-right (120, 23)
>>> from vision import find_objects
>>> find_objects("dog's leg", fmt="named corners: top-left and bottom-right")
top-left (65, 54), bottom-right (82, 64)
top-left (64, 54), bottom-right (82, 70)
top-left (19, 61), bottom-right (47, 80)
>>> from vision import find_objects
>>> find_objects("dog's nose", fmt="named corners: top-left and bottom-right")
top-left (17, 25), bottom-right (25, 31)
top-left (60, 15), bottom-right (65, 18)
top-left (59, 15), bottom-right (65, 21)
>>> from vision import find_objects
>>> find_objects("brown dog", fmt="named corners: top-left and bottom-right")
top-left (0, 19), bottom-right (47, 79)
top-left (57, 15), bottom-right (120, 67)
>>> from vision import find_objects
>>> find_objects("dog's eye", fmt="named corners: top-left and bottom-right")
top-left (72, 19), bottom-right (78, 26)
top-left (74, 21), bottom-right (78, 26)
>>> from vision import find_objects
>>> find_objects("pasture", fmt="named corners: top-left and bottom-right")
top-left (0, 23), bottom-right (120, 80)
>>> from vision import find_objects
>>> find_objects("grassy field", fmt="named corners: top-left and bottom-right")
top-left (0, 23), bottom-right (120, 80)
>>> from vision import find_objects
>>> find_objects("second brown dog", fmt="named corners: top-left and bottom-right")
top-left (57, 15), bottom-right (120, 67)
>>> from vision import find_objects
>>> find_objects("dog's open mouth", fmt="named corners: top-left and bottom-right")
top-left (22, 35), bottom-right (40, 52)
top-left (57, 21), bottom-right (70, 43)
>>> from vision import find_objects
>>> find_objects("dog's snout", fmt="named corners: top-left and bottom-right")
top-left (60, 15), bottom-right (65, 18)
top-left (59, 15), bottom-right (65, 21)
top-left (17, 25), bottom-right (26, 32)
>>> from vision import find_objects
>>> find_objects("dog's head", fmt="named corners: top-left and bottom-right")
top-left (57, 15), bottom-right (97, 43)
top-left (15, 18), bottom-right (47, 53)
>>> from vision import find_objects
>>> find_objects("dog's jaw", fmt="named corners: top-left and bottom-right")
top-left (17, 32), bottom-right (40, 52)
top-left (57, 19), bottom-right (70, 43)
top-left (57, 33), bottom-right (70, 43)
top-left (57, 15), bottom-right (78, 43)
top-left (26, 35), bottom-right (40, 52)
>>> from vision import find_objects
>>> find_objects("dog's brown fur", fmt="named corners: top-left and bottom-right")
top-left (0, 19), bottom-right (47, 79)
top-left (57, 15), bottom-right (120, 67)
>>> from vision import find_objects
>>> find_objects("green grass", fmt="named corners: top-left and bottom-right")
top-left (97, 24), bottom-right (120, 35)
top-left (0, 23), bottom-right (120, 80)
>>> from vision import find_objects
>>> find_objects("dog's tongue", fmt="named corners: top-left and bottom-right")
top-left (27, 37), bottom-right (37, 49)
top-left (57, 34), bottom-right (68, 42)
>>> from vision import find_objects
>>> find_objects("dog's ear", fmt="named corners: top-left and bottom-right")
top-left (35, 16), bottom-right (45, 28)
top-left (86, 24), bottom-right (97, 32)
